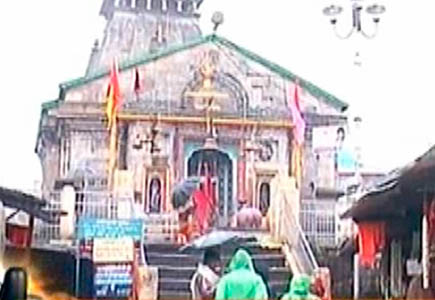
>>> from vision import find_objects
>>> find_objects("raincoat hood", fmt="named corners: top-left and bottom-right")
top-left (228, 249), bottom-right (254, 272)
top-left (289, 274), bottom-right (311, 296)
top-left (282, 274), bottom-right (318, 300)
top-left (215, 249), bottom-right (268, 300)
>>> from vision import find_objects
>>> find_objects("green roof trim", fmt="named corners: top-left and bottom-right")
top-left (58, 34), bottom-right (347, 111)
top-left (212, 35), bottom-right (348, 111)
top-left (59, 35), bottom-right (213, 91)
top-left (41, 99), bottom-right (61, 111)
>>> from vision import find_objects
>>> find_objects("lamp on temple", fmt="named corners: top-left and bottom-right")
top-left (203, 136), bottom-right (219, 151)
top-left (323, 1), bottom-right (386, 39)
top-left (211, 11), bottom-right (224, 33)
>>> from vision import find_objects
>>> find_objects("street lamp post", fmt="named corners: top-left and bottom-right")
top-left (323, 1), bottom-right (386, 40)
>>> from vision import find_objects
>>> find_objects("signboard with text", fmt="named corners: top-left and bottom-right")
top-left (94, 264), bottom-right (133, 299)
top-left (77, 218), bottom-right (143, 241)
top-left (93, 238), bottom-right (134, 263)
top-left (75, 218), bottom-right (143, 299)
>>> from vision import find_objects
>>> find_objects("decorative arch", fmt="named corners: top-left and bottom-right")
top-left (180, 71), bottom-right (249, 114)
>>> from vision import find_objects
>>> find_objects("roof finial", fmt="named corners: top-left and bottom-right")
top-left (211, 11), bottom-right (224, 33)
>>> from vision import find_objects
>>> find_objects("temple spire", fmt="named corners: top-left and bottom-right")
top-left (99, 0), bottom-right (205, 19)
top-left (86, 0), bottom-right (205, 76)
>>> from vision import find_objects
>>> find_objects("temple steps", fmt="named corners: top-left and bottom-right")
top-left (145, 241), bottom-right (291, 300)
top-left (158, 278), bottom-right (288, 294)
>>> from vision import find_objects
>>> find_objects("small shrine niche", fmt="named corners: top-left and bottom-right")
top-left (258, 182), bottom-right (271, 217)
top-left (147, 177), bottom-right (162, 213)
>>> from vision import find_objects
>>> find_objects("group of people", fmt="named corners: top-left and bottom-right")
top-left (191, 247), bottom-right (324, 300)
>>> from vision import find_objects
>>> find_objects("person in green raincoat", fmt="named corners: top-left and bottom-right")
top-left (281, 274), bottom-right (320, 300)
top-left (215, 249), bottom-right (268, 300)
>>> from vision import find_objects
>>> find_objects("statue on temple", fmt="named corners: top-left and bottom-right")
top-left (149, 178), bottom-right (162, 213)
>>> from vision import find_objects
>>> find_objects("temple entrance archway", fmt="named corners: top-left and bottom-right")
top-left (187, 149), bottom-right (233, 227)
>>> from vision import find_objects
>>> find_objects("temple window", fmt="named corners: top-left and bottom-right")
top-left (118, 124), bottom-right (129, 170)
top-left (252, 87), bottom-right (263, 106)
top-left (149, 22), bottom-right (168, 53)
top-left (60, 137), bottom-right (71, 178)
top-left (137, 0), bottom-right (145, 8)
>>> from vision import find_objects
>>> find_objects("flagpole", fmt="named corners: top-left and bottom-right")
top-left (108, 116), bottom-right (118, 191)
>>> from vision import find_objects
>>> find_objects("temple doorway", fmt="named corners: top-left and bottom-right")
top-left (187, 149), bottom-right (234, 227)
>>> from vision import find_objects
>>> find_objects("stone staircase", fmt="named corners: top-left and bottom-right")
top-left (145, 242), bottom-right (291, 300)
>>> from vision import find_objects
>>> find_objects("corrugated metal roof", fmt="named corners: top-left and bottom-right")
top-left (341, 145), bottom-right (435, 220)
top-left (0, 187), bottom-right (62, 223)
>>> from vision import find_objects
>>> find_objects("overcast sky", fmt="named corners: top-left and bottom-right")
top-left (0, 0), bottom-right (434, 191)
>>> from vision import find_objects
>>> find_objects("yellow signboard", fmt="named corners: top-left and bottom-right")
top-left (93, 237), bottom-right (134, 263)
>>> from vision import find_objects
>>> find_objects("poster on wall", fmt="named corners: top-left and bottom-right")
top-left (312, 126), bottom-right (343, 150)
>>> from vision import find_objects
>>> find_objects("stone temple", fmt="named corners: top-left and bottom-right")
top-left (35, 0), bottom-right (349, 242)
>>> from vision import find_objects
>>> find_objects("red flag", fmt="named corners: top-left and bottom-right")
top-left (105, 60), bottom-right (122, 129)
top-left (289, 81), bottom-right (306, 146)
top-left (105, 59), bottom-right (122, 188)
top-left (134, 67), bottom-right (142, 94)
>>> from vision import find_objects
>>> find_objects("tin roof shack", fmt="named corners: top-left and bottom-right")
top-left (0, 187), bottom-right (62, 248)
top-left (342, 145), bottom-right (435, 299)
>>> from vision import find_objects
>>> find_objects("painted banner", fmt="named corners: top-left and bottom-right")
top-left (94, 263), bottom-right (133, 299)
top-left (312, 126), bottom-right (342, 150)
top-left (77, 218), bottom-right (144, 241)
top-left (93, 238), bottom-right (134, 263)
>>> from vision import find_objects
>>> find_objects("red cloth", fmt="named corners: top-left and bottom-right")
top-left (313, 268), bottom-right (331, 300)
top-left (193, 189), bottom-right (212, 234)
top-left (6, 224), bottom-right (30, 248)
top-left (428, 201), bottom-right (435, 244)
top-left (357, 221), bottom-right (386, 267)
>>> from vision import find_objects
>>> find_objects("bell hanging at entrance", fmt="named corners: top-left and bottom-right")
top-left (203, 137), bottom-right (218, 151)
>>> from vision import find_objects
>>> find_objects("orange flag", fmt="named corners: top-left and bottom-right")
top-left (106, 60), bottom-right (121, 129)
top-left (105, 60), bottom-right (122, 188)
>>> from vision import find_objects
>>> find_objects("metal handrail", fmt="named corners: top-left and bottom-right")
top-left (283, 209), bottom-right (319, 272)
top-left (279, 191), bottom-right (319, 274)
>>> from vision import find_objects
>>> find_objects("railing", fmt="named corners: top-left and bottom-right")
top-left (142, 212), bottom-right (179, 243)
top-left (33, 192), bottom-right (62, 245)
top-left (300, 200), bottom-right (339, 248)
top-left (32, 191), bottom-right (180, 246)
top-left (280, 194), bottom-right (319, 275)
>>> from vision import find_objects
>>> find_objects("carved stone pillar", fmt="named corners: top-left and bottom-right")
top-left (237, 140), bottom-right (247, 205)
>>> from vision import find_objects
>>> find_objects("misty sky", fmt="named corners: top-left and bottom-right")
top-left (0, 0), bottom-right (434, 191)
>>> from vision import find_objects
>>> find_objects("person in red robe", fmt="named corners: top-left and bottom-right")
top-left (193, 176), bottom-right (214, 235)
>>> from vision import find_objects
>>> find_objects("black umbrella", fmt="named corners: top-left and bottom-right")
top-left (171, 177), bottom-right (201, 209)
top-left (179, 230), bottom-right (240, 253)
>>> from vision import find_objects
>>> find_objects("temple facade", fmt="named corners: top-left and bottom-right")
top-left (35, 0), bottom-right (349, 236)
